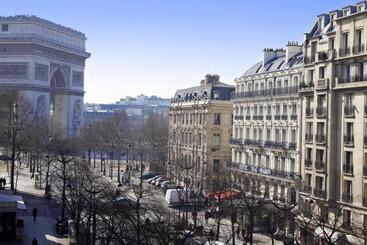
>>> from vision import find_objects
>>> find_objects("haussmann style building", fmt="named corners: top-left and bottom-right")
top-left (298, 1), bottom-right (367, 242)
top-left (230, 43), bottom-right (303, 206)
top-left (167, 74), bottom-right (234, 191)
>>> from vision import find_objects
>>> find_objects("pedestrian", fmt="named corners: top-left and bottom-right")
top-left (3, 177), bottom-right (6, 187)
top-left (236, 225), bottom-right (241, 239)
top-left (32, 237), bottom-right (38, 245)
top-left (204, 210), bottom-right (209, 224)
top-left (0, 177), bottom-right (3, 189)
top-left (32, 207), bottom-right (38, 222)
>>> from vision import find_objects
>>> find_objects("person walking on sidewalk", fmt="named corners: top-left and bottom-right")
top-left (32, 207), bottom-right (38, 222)
top-left (32, 237), bottom-right (38, 245)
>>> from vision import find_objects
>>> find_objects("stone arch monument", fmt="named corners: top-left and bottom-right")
top-left (0, 15), bottom-right (90, 137)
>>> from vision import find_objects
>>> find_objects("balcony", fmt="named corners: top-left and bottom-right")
top-left (344, 135), bottom-right (354, 145)
top-left (301, 184), bottom-right (312, 194)
top-left (318, 51), bottom-right (328, 61)
top-left (305, 159), bottom-right (312, 169)
top-left (281, 115), bottom-right (288, 120)
top-left (316, 107), bottom-right (326, 117)
top-left (342, 193), bottom-right (353, 203)
top-left (290, 114), bottom-right (297, 120)
top-left (343, 163), bottom-right (354, 175)
top-left (245, 115), bottom-right (251, 120)
top-left (305, 134), bottom-right (313, 142)
top-left (288, 142), bottom-right (297, 150)
top-left (363, 197), bottom-right (367, 207)
top-left (306, 108), bottom-right (314, 117)
top-left (317, 79), bottom-right (328, 89)
top-left (231, 86), bottom-right (299, 100)
top-left (274, 115), bottom-right (281, 120)
top-left (229, 138), bottom-right (243, 145)
top-left (266, 115), bottom-right (272, 120)
top-left (339, 47), bottom-right (350, 57)
top-left (228, 162), bottom-right (297, 180)
top-left (315, 134), bottom-right (326, 144)
top-left (304, 55), bottom-right (316, 64)
top-left (315, 161), bottom-right (325, 171)
top-left (234, 115), bottom-right (244, 120)
top-left (364, 166), bottom-right (367, 176)
top-left (364, 136), bottom-right (367, 147)
top-left (352, 44), bottom-right (365, 54)
top-left (314, 188), bottom-right (326, 198)
top-left (344, 105), bottom-right (355, 117)
top-left (337, 74), bottom-right (367, 84)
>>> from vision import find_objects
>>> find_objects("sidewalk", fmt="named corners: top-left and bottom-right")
top-left (0, 164), bottom-right (68, 245)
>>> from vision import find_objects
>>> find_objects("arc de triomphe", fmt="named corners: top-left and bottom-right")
top-left (0, 15), bottom-right (90, 137)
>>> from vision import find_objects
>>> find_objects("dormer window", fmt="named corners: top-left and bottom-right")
top-left (358, 4), bottom-right (364, 12)
top-left (318, 17), bottom-right (323, 29)
top-left (343, 9), bottom-right (350, 16)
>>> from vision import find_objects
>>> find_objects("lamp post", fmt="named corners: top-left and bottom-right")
top-left (109, 143), bottom-right (113, 180)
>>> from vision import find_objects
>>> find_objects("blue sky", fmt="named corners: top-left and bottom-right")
top-left (0, 0), bottom-right (357, 103)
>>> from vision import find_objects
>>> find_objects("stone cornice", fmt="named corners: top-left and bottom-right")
top-left (0, 15), bottom-right (86, 39)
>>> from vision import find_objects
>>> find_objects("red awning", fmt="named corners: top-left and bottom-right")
top-left (207, 191), bottom-right (240, 201)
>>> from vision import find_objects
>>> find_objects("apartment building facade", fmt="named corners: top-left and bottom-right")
top-left (299, 1), bottom-right (367, 241)
top-left (230, 43), bottom-right (303, 204)
top-left (167, 74), bottom-right (234, 190)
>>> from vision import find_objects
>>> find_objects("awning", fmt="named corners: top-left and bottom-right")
top-left (0, 193), bottom-right (27, 211)
top-left (207, 191), bottom-right (240, 201)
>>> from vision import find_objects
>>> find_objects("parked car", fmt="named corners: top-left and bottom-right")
top-left (155, 178), bottom-right (167, 186)
top-left (160, 181), bottom-right (170, 188)
top-left (148, 175), bottom-right (161, 184)
top-left (152, 176), bottom-right (164, 185)
top-left (140, 172), bottom-right (155, 180)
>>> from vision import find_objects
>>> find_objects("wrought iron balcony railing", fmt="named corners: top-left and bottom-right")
top-left (305, 134), bottom-right (313, 142)
top-left (306, 108), bottom-right (313, 117)
top-left (344, 135), bottom-right (354, 145)
top-left (316, 107), bottom-right (326, 117)
top-left (315, 161), bottom-right (325, 171)
top-left (344, 105), bottom-right (355, 117)
top-left (290, 114), bottom-right (297, 120)
top-left (342, 193), bottom-right (353, 203)
top-left (315, 134), bottom-right (326, 143)
top-left (231, 86), bottom-right (299, 100)
top-left (314, 188), bottom-right (326, 198)
top-left (343, 163), bottom-right (354, 174)
top-left (305, 159), bottom-right (312, 168)
top-left (352, 44), bottom-right (365, 54)
top-left (234, 115), bottom-right (244, 120)
top-left (339, 47), bottom-right (350, 57)
top-left (229, 138), bottom-right (243, 145)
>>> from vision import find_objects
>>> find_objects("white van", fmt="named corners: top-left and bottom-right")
top-left (165, 188), bottom-right (203, 207)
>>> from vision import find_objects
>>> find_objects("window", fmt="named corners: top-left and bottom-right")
top-left (213, 91), bottom-right (220, 100)
top-left (344, 180), bottom-right (352, 195)
top-left (329, 37), bottom-right (335, 50)
top-left (291, 129), bottom-right (296, 143)
top-left (356, 29), bottom-right (363, 51)
top-left (343, 210), bottom-right (352, 227)
top-left (306, 148), bottom-right (312, 161)
top-left (213, 159), bottom-right (220, 172)
top-left (1, 24), bottom-right (8, 32)
top-left (344, 64), bottom-right (351, 82)
top-left (359, 63), bottom-right (364, 79)
top-left (316, 176), bottom-right (323, 190)
top-left (267, 129), bottom-right (271, 140)
top-left (345, 151), bottom-right (353, 166)
top-left (267, 105), bottom-right (271, 115)
top-left (308, 70), bottom-right (314, 83)
top-left (282, 104), bottom-right (287, 116)
top-left (343, 32), bottom-right (349, 51)
top-left (214, 113), bottom-right (221, 125)
top-left (199, 113), bottom-right (202, 125)
top-left (311, 41), bottom-right (317, 61)
top-left (319, 66), bottom-right (325, 79)
top-left (198, 133), bottom-right (202, 147)
top-left (212, 133), bottom-right (220, 147)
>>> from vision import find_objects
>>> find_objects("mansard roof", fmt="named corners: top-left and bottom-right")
top-left (172, 82), bottom-right (234, 103)
top-left (241, 52), bottom-right (303, 78)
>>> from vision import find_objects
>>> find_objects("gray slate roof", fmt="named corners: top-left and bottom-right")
top-left (241, 52), bottom-right (303, 78)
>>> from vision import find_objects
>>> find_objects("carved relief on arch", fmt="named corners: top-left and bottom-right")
top-left (72, 99), bottom-right (82, 132)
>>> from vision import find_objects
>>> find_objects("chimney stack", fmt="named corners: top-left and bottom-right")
top-left (263, 48), bottom-right (285, 66)
top-left (285, 41), bottom-right (303, 62)
top-left (202, 74), bottom-right (220, 86)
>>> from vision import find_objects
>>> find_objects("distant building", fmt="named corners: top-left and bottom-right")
top-left (167, 74), bottom-right (234, 191)
top-left (83, 95), bottom-right (170, 125)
